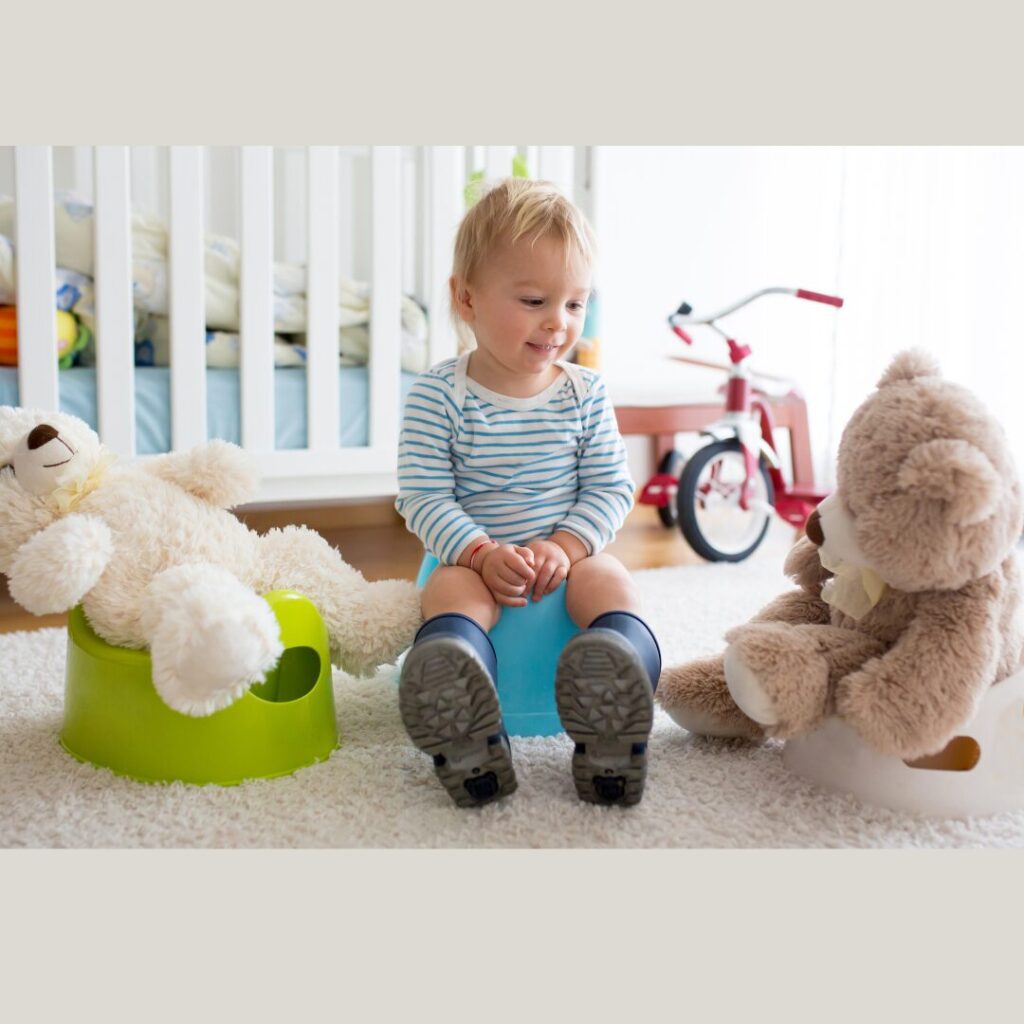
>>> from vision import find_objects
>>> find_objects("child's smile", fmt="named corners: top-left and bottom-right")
top-left (525, 340), bottom-right (561, 357)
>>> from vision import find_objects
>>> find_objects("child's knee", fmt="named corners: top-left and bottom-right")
top-left (565, 554), bottom-right (640, 622)
top-left (424, 565), bottom-right (478, 605)
top-left (570, 553), bottom-right (635, 592)
top-left (422, 565), bottom-right (499, 627)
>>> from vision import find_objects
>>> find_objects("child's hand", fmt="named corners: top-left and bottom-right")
top-left (479, 544), bottom-right (536, 607)
top-left (524, 539), bottom-right (571, 601)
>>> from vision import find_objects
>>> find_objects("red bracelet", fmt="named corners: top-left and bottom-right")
top-left (468, 539), bottom-right (498, 571)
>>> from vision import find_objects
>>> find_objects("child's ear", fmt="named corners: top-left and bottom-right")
top-left (449, 275), bottom-right (475, 323)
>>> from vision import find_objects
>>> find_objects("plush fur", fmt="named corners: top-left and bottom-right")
top-left (658, 350), bottom-right (1024, 760)
top-left (0, 407), bottom-right (422, 717)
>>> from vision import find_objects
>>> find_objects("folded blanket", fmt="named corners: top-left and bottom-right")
top-left (0, 233), bottom-right (98, 317)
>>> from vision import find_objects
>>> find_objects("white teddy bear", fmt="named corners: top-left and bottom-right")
top-left (0, 406), bottom-right (422, 716)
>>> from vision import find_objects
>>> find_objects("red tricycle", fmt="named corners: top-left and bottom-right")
top-left (638, 286), bottom-right (844, 562)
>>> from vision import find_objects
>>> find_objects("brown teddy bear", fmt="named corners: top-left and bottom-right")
top-left (659, 349), bottom-right (1024, 760)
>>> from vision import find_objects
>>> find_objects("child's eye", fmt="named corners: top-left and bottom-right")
top-left (521, 298), bottom-right (544, 307)
top-left (568, 301), bottom-right (586, 313)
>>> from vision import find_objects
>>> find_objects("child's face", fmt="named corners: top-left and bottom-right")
top-left (455, 234), bottom-right (591, 382)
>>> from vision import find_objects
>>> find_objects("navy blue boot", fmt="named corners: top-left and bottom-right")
top-left (555, 611), bottom-right (662, 806)
top-left (399, 613), bottom-right (516, 807)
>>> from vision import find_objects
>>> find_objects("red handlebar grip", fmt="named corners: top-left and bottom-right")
top-left (672, 325), bottom-right (694, 345)
top-left (796, 289), bottom-right (844, 308)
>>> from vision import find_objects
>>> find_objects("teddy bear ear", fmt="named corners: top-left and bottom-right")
top-left (897, 438), bottom-right (1001, 526)
top-left (877, 349), bottom-right (941, 388)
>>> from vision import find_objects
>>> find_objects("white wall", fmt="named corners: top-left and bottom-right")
top-left (832, 147), bottom-right (1024, 458)
top-left (593, 146), bottom-right (1024, 485)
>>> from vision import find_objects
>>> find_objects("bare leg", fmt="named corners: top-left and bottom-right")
top-left (564, 553), bottom-right (640, 627)
top-left (421, 565), bottom-right (501, 631)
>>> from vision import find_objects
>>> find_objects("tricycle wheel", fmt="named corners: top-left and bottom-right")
top-left (677, 439), bottom-right (774, 562)
top-left (656, 449), bottom-right (685, 528)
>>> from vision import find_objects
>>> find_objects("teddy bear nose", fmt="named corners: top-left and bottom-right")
top-left (27, 424), bottom-right (59, 450)
top-left (805, 507), bottom-right (825, 546)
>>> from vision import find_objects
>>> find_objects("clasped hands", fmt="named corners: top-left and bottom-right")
top-left (474, 534), bottom-right (584, 608)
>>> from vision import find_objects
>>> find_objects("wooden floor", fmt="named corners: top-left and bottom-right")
top-left (0, 501), bottom-right (707, 634)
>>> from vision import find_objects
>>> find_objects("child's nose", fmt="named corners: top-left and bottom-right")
top-left (543, 311), bottom-right (567, 331)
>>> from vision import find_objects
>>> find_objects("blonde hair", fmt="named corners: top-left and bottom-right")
top-left (450, 177), bottom-right (596, 350)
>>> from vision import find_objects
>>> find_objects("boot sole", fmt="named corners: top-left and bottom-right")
top-left (399, 635), bottom-right (516, 808)
top-left (555, 630), bottom-right (654, 806)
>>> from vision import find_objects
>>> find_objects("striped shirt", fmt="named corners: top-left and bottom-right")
top-left (396, 354), bottom-right (636, 565)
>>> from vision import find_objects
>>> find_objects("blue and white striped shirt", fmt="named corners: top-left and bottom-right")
top-left (396, 354), bottom-right (636, 564)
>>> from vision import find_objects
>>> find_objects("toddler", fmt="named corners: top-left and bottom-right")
top-left (395, 178), bottom-right (661, 808)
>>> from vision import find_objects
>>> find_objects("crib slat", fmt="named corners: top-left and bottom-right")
top-left (402, 152), bottom-right (416, 296)
top-left (524, 146), bottom-right (539, 178)
top-left (13, 147), bottom-right (59, 412)
top-left (169, 146), bottom-right (207, 450)
top-left (130, 146), bottom-right (161, 217)
top-left (93, 146), bottom-right (136, 456)
top-left (415, 147), bottom-right (429, 309)
top-left (337, 151), bottom-right (354, 283)
top-left (306, 146), bottom-right (340, 452)
top-left (240, 146), bottom-right (275, 451)
top-left (485, 145), bottom-right (516, 182)
top-left (370, 146), bottom-right (402, 460)
top-left (277, 147), bottom-right (306, 264)
top-left (468, 147), bottom-right (485, 181)
top-left (427, 146), bottom-right (462, 366)
top-left (73, 146), bottom-right (95, 201)
top-left (538, 146), bottom-right (575, 197)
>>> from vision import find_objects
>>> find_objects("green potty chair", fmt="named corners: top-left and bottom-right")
top-left (416, 554), bottom-right (579, 736)
top-left (61, 590), bottom-right (338, 786)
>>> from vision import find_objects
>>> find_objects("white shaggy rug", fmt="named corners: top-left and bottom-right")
top-left (4, 522), bottom-right (1024, 848)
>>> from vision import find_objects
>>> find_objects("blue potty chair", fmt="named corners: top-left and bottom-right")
top-left (416, 554), bottom-right (578, 736)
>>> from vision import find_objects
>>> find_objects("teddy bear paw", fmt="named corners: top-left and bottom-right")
top-left (150, 596), bottom-right (284, 717)
top-left (723, 645), bottom-right (781, 727)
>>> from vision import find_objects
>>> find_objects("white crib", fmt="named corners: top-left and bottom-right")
top-left (1, 145), bottom-right (583, 505)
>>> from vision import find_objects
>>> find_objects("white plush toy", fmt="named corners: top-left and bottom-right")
top-left (0, 406), bottom-right (422, 716)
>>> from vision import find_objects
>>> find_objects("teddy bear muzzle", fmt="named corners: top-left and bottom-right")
top-left (13, 424), bottom-right (79, 495)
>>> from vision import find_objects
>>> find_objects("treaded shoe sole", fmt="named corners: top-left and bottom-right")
top-left (399, 635), bottom-right (517, 808)
top-left (555, 630), bottom-right (654, 807)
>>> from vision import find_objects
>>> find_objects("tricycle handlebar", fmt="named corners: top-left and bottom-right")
top-left (796, 289), bottom-right (844, 308)
top-left (668, 286), bottom-right (844, 327)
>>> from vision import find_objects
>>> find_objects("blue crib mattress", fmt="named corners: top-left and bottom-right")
top-left (0, 366), bottom-right (418, 454)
